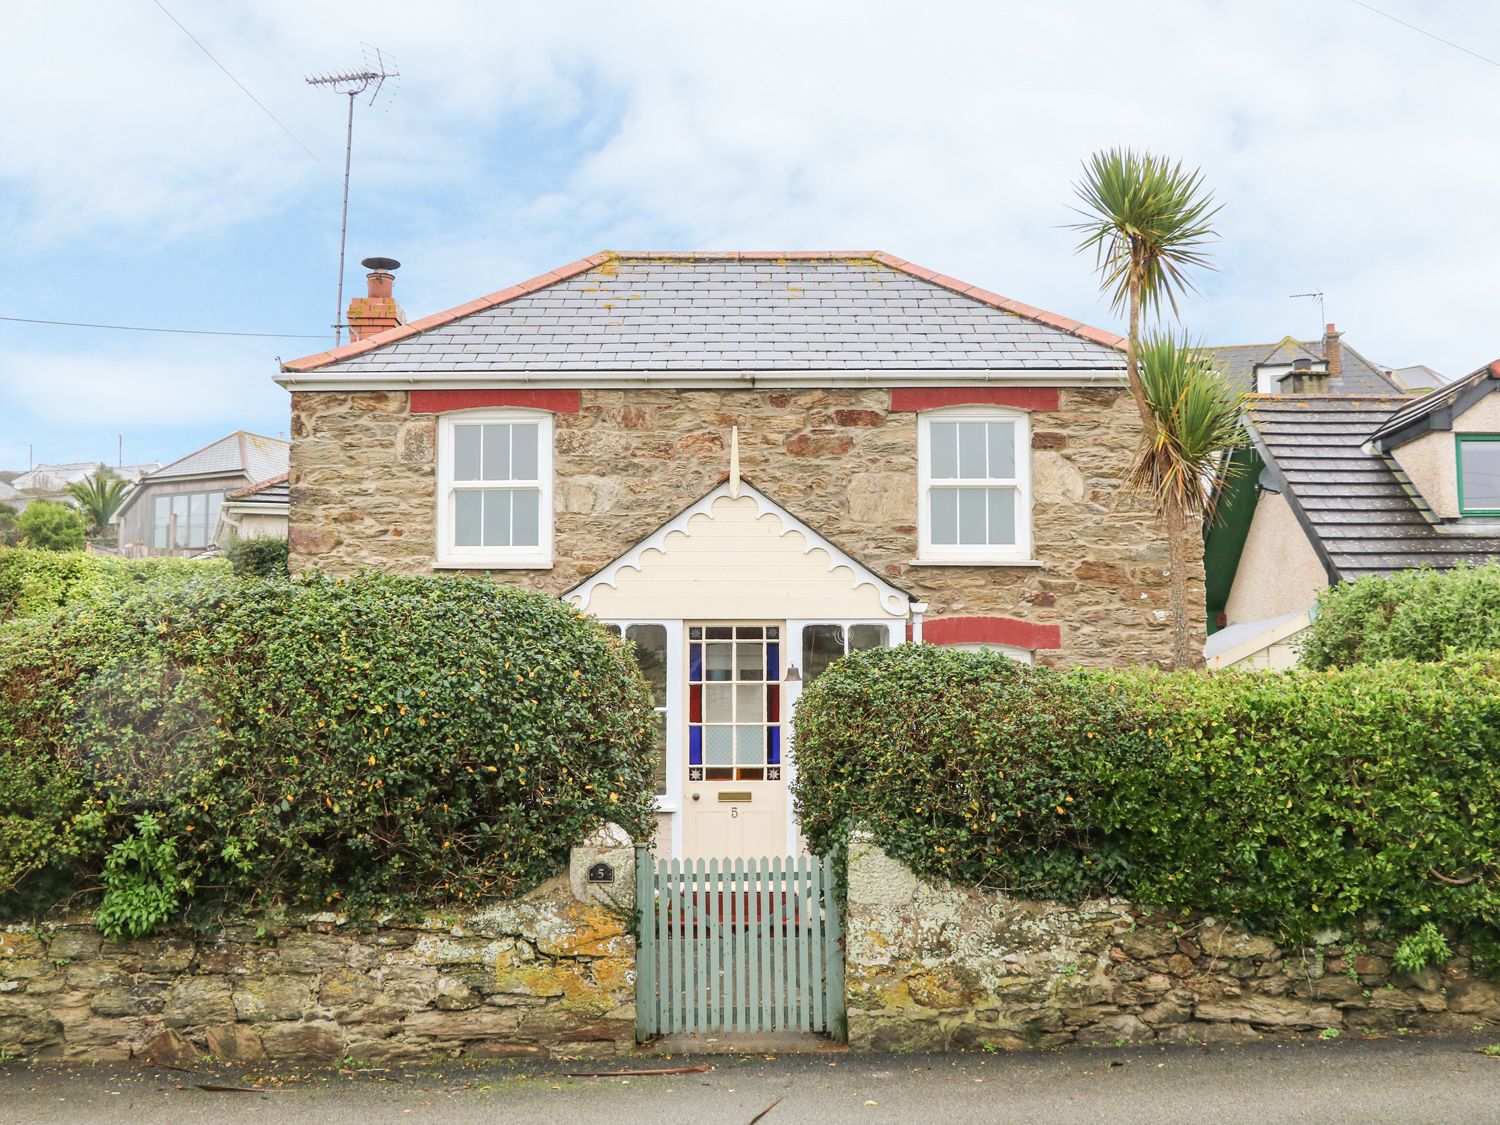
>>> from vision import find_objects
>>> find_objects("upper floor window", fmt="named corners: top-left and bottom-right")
top-left (436, 410), bottom-right (553, 567)
top-left (917, 408), bottom-right (1032, 563)
top-left (1458, 435), bottom-right (1500, 516)
top-left (152, 490), bottom-right (223, 549)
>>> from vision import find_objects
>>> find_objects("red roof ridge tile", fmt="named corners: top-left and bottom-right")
top-left (229, 471), bottom-right (289, 499)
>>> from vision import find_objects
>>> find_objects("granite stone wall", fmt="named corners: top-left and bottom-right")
top-left (287, 387), bottom-right (1202, 668)
top-left (0, 842), bottom-right (637, 1064)
top-left (844, 839), bottom-right (1500, 1052)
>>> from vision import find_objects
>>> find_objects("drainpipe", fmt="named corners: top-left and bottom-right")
top-left (911, 601), bottom-right (928, 644)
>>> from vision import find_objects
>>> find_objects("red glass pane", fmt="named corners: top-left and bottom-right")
top-left (766, 684), bottom-right (779, 723)
top-left (690, 683), bottom-right (701, 723)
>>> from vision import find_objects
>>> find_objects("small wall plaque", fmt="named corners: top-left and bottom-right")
top-left (587, 861), bottom-right (615, 884)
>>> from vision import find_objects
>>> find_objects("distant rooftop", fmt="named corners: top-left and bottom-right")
top-left (149, 431), bottom-right (289, 484)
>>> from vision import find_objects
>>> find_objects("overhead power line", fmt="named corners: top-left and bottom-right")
top-left (150, 0), bottom-right (341, 181)
top-left (1347, 0), bottom-right (1500, 71)
top-left (0, 315), bottom-right (326, 340)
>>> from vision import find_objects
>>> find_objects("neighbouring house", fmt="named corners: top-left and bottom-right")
top-left (116, 432), bottom-right (289, 557)
top-left (0, 477), bottom-right (17, 506)
top-left (212, 473), bottom-right (290, 549)
top-left (1208, 324), bottom-right (1402, 396)
top-left (7, 461), bottom-right (158, 516)
top-left (276, 251), bottom-right (1206, 859)
top-left (1204, 363), bottom-right (1500, 669)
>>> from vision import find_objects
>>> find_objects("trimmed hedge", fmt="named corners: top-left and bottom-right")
top-left (0, 546), bottom-right (229, 622)
top-left (794, 645), bottom-right (1500, 953)
top-left (0, 572), bottom-right (657, 927)
top-left (1300, 562), bottom-right (1500, 669)
top-left (227, 537), bottom-right (290, 578)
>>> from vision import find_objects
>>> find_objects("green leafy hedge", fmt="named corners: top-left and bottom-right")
top-left (227, 537), bottom-right (289, 578)
top-left (1300, 562), bottom-right (1500, 669)
top-left (794, 645), bottom-right (1500, 953)
top-left (0, 546), bottom-right (228, 622)
top-left (0, 571), bottom-right (657, 928)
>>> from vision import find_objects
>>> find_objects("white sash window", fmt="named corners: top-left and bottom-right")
top-left (917, 408), bottom-right (1032, 563)
top-left (436, 410), bottom-right (553, 568)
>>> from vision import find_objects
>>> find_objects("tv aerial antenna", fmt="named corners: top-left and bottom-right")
top-left (307, 45), bottom-right (399, 345)
top-left (1290, 291), bottom-right (1326, 331)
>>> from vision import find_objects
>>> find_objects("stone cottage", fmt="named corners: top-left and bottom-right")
top-left (277, 251), bottom-right (1203, 859)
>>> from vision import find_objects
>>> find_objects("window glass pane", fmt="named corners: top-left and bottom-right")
top-left (736, 683), bottom-right (765, 723)
top-left (930, 487), bottom-right (959, 545)
top-left (207, 492), bottom-right (223, 534)
top-left (1461, 439), bottom-right (1500, 511)
top-left (482, 424), bottom-right (510, 482)
top-left (704, 683), bottom-right (732, 721)
top-left (736, 641), bottom-right (764, 681)
top-left (735, 625), bottom-right (764, 639)
top-left (929, 421), bottom-right (958, 479)
top-left (704, 725), bottom-right (734, 766)
top-left (511, 423), bottom-right (539, 482)
top-left (987, 421), bottom-right (1015, 479)
top-left (849, 624), bottom-right (888, 650)
top-left (189, 493), bottom-right (207, 547)
top-left (735, 724), bottom-right (765, 765)
top-left (705, 642), bottom-right (733, 681)
top-left (987, 488), bottom-right (1016, 545)
top-left (482, 489), bottom-right (510, 546)
top-left (454, 491), bottom-right (482, 546)
top-left (453, 424), bottom-right (482, 480)
top-left (172, 495), bottom-right (190, 547)
top-left (604, 624), bottom-right (622, 638)
top-left (958, 422), bottom-right (988, 479)
top-left (511, 488), bottom-right (540, 547)
top-left (957, 488), bottom-right (987, 545)
top-left (801, 624), bottom-right (845, 682)
top-left (153, 496), bottom-right (170, 548)
top-left (624, 624), bottom-right (668, 702)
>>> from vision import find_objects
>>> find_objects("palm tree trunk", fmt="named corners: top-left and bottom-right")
top-left (1165, 494), bottom-right (1194, 669)
top-left (1125, 266), bottom-right (1155, 437)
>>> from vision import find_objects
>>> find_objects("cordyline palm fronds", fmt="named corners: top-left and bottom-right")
top-left (1070, 148), bottom-right (1221, 436)
top-left (1127, 332), bottom-right (1248, 668)
top-left (65, 470), bottom-right (129, 539)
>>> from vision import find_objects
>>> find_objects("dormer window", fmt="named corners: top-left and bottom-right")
top-left (1457, 435), bottom-right (1500, 517)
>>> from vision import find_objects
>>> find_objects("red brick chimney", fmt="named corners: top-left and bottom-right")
top-left (1322, 323), bottom-right (1342, 382)
top-left (347, 256), bottom-right (405, 341)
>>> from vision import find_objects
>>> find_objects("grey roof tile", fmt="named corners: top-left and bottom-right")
top-left (305, 255), bottom-right (1123, 376)
top-left (1246, 396), bottom-right (1500, 580)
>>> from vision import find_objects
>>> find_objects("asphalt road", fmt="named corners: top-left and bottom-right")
top-left (5, 1036), bottom-right (1500, 1124)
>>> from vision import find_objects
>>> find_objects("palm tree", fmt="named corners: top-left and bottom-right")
top-left (1128, 333), bottom-right (1248, 667)
top-left (1070, 148), bottom-right (1220, 437)
top-left (65, 470), bottom-right (129, 540)
top-left (1071, 148), bottom-right (1223, 668)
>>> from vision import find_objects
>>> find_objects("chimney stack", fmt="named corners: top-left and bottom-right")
top-left (347, 256), bottom-right (405, 341)
top-left (1322, 323), bottom-right (1342, 383)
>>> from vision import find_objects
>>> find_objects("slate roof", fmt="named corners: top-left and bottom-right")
top-left (1208, 336), bottom-right (1399, 396)
top-left (1369, 361), bottom-right (1500, 447)
top-left (281, 251), bottom-right (1124, 378)
top-left (226, 473), bottom-right (289, 506)
top-left (150, 432), bottom-right (289, 483)
top-left (1247, 396), bottom-right (1500, 578)
top-left (1391, 364), bottom-right (1447, 391)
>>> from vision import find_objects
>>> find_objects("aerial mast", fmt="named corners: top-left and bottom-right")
top-left (306, 46), bottom-right (399, 346)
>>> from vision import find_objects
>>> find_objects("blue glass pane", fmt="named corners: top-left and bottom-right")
top-left (689, 643), bottom-right (702, 682)
top-left (766, 643), bottom-right (779, 680)
top-left (767, 726), bottom-right (780, 765)
top-left (689, 726), bottom-right (702, 765)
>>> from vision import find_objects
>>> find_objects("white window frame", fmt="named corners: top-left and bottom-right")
top-left (601, 620), bottom-right (684, 839)
top-left (917, 407), bottom-right (1033, 564)
top-left (435, 408), bottom-right (554, 569)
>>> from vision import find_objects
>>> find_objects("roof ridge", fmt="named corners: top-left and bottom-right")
top-left (229, 471), bottom-right (289, 499)
top-left (282, 249), bottom-right (1125, 372)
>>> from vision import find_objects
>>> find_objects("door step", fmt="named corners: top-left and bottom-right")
top-left (644, 1032), bottom-right (844, 1056)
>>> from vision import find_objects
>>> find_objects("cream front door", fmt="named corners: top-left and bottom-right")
top-left (680, 622), bottom-right (788, 858)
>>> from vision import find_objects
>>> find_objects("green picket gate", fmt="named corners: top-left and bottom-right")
top-left (634, 850), bottom-right (845, 1041)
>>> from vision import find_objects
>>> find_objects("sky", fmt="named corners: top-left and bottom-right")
top-left (2, 0), bottom-right (1498, 472)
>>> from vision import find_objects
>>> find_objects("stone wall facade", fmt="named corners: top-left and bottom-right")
top-left (0, 844), bottom-right (637, 1064)
top-left (289, 387), bottom-right (1203, 668)
top-left (844, 840), bottom-right (1500, 1052)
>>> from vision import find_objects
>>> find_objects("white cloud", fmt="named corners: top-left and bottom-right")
top-left (3, 0), bottom-right (1499, 389)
